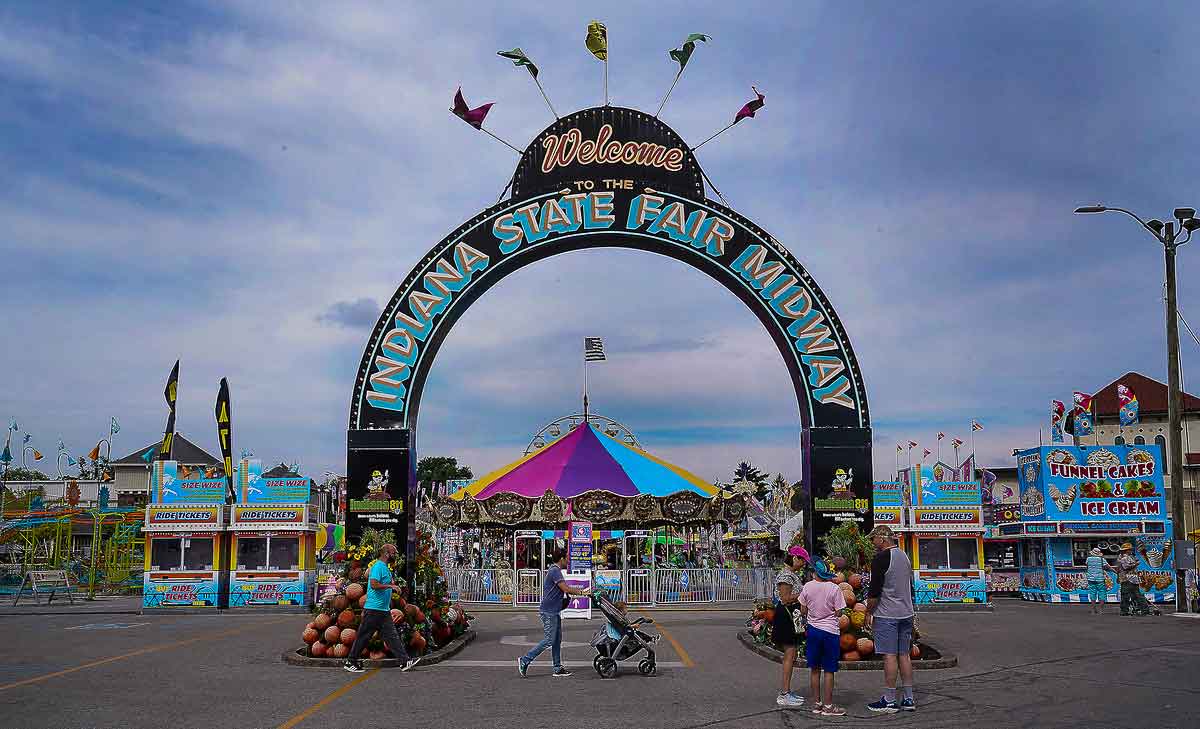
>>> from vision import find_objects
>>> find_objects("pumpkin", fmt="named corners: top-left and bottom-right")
top-left (345, 582), bottom-right (365, 601)
top-left (369, 649), bottom-right (386, 660)
top-left (431, 609), bottom-right (441, 623)
top-left (426, 598), bottom-right (435, 610)
top-left (310, 641), bottom-right (328, 658)
top-left (357, 594), bottom-right (368, 609)
top-left (856, 638), bottom-right (874, 656)
top-left (764, 609), bottom-right (775, 623)
top-left (832, 556), bottom-right (847, 570)
top-left (409, 632), bottom-right (427, 653)
top-left (838, 615), bottom-right (851, 631)
top-left (390, 608), bottom-right (403, 624)
top-left (848, 574), bottom-right (863, 590)
top-left (397, 597), bottom-right (407, 610)
top-left (331, 643), bottom-right (349, 659)
top-left (305, 621), bottom-right (316, 631)
top-left (853, 602), bottom-right (867, 612)
top-left (314, 613), bottom-right (333, 631)
top-left (839, 633), bottom-right (857, 651)
top-left (410, 608), bottom-right (426, 624)
top-left (434, 624), bottom-right (452, 645)
top-left (332, 595), bottom-right (349, 612)
top-left (323, 626), bottom-right (341, 644)
top-left (850, 610), bottom-right (866, 628)
top-left (337, 609), bottom-right (357, 628)
top-left (911, 644), bottom-right (921, 659)
top-left (844, 592), bottom-right (856, 609)
top-left (832, 575), bottom-right (845, 585)
top-left (340, 628), bottom-right (357, 646)
top-left (842, 650), bottom-right (861, 662)
top-left (302, 628), bottom-right (319, 645)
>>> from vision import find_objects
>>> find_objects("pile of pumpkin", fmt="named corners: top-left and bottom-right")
top-left (300, 581), bottom-right (469, 659)
top-left (750, 571), bottom-right (924, 663)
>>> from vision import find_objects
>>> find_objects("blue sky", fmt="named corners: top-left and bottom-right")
top-left (3, 1), bottom-right (1199, 485)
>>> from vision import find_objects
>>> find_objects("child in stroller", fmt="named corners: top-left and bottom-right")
top-left (590, 590), bottom-right (659, 678)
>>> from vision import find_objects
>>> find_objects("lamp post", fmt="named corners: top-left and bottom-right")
top-left (1075, 204), bottom-right (1199, 613)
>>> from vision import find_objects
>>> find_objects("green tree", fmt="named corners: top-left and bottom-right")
top-left (2, 467), bottom-right (50, 481)
top-left (415, 456), bottom-right (473, 501)
top-left (732, 461), bottom-right (769, 502)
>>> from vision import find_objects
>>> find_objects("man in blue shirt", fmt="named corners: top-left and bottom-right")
top-left (345, 544), bottom-right (419, 673)
top-left (518, 548), bottom-right (590, 677)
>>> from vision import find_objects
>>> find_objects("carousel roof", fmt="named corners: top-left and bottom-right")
top-left (451, 422), bottom-right (719, 502)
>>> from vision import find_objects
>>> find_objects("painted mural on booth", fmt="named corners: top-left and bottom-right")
top-left (1016, 446), bottom-right (1166, 521)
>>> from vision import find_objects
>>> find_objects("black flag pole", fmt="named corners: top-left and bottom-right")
top-left (691, 120), bottom-right (736, 151)
top-left (654, 69), bottom-right (683, 118)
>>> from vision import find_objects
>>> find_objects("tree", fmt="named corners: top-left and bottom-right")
top-left (789, 479), bottom-right (808, 513)
top-left (732, 461), bottom-right (769, 502)
top-left (2, 467), bottom-right (50, 481)
top-left (415, 457), bottom-right (473, 501)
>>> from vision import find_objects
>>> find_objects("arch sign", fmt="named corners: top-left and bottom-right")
top-left (348, 107), bottom-right (873, 573)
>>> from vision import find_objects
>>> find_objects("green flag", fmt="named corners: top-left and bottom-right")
top-left (498, 48), bottom-right (538, 79)
top-left (669, 33), bottom-right (710, 71)
top-left (585, 21), bottom-right (608, 61)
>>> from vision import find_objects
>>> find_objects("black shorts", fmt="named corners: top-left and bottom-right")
top-left (772, 603), bottom-right (803, 648)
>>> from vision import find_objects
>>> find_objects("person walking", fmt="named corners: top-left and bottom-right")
top-left (344, 544), bottom-right (419, 673)
top-left (864, 525), bottom-right (916, 714)
top-left (1115, 543), bottom-right (1155, 616)
top-left (1085, 547), bottom-right (1114, 615)
top-left (518, 548), bottom-right (590, 677)
top-left (771, 549), bottom-right (808, 708)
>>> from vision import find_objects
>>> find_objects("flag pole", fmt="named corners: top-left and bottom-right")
top-left (583, 339), bottom-right (589, 424)
top-left (655, 69), bottom-right (683, 118)
top-left (533, 76), bottom-right (559, 120)
top-left (479, 126), bottom-right (523, 153)
top-left (604, 55), bottom-right (609, 106)
top-left (691, 121), bottom-right (736, 152)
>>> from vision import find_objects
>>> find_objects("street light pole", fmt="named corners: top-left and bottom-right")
top-left (1075, 204), bottom-right (1197, 613)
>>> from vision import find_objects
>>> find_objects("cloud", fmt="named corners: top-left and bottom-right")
top-left (316, 298), bottom-right (380, 330)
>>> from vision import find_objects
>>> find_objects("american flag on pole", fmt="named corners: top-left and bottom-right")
top-left (922, 448), bottom-right (931, 460)
top-left (951, 438), bottom-right (964, 448)
top-left (907, 440), bottom-right (918, 450)
top-left (936, 432), bottom-right (945, 441)
top-left (971, 420), bottom-right (984, 432)
top-left (584, 337), bottom-right (606, 362)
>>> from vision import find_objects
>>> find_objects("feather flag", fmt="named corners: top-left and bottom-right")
top-left (497, 47), bottom-right (538, 79)
top-left (734, 86), bottom-right (765, 123)
top-left (585, 20), bottom-right (608, 61)
top-left (1118, 384), bottom-right (1139, 426)
top-left (451, 87), bottom-right (494, 130)
top-left (1070, 391), bottom-right (1094, 435)
top-left (110, 416), bottom-right (120, 435)
top-left (0, 436), bottom-right (11, 465)
top-left (960, 454), bottom-right (976, 481)
top-left (67, 456), bottom-right (77, 466)
top-left (159, 360), bottom-right (179, 462)
top-left (669, 33), bottom-right (710, 71)
top-left (1051, 400), bottom-right (1066, 443)
top-left (8, 419), bottom-right (17, 432)
top-left (140, 446), bottom-right (157, 463)
top-left (56, 438), bottom-right (65, 452)
top-left (971, 420), bottom-right (984, 432)
top-left (22, 433), bottom-right (31, 444)
top-left (88, 442), bottom-right (101, 460)
top-left (32, 449), bottom-right (43, 461)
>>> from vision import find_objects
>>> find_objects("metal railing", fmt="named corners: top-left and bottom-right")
top-left (444, 567), bottom-right (777, 606)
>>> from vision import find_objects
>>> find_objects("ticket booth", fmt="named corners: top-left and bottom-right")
top-left (227, 460), bottom-right (317, 609)
top-left (142, 460), bottom-right (228, 611)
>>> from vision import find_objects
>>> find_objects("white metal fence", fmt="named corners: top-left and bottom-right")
top-left (445, 567), bottom-right (775, 606)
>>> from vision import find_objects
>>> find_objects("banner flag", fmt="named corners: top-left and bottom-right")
top-left (1118, 383), bottom-right (1139, 426)
top-left (158, 360), bottom-right (179, 461)
top-left (497, 47), bottom-right (539, 79)
top-left (215, 377), bottom-right (235, 503)
top-left (585, 21), bottom-right (608, 61)
top-left (88, 442), bottom-right (101, 460)
top-left (110, 417), bottom-right (120, 435)
top-left (1051, 400), bottom-right (1065, 443)
top-left (32, 449), bottom-right (42, 461)
top-left (451, 88), bottom-right (493, 130)
top-left (734, 86), bottom-right (765, 123)
top-left (669, 33), bottom-right (710, 71)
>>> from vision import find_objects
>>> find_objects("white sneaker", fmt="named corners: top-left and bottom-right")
top-left (776, 692), bottom-right (804, 707)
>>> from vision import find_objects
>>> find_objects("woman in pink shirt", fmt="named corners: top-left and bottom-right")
top-left (798, 559), bottom-right (846, 717)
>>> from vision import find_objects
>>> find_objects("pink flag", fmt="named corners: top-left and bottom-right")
top-left (451, 87), bottom-right (494, 130)
top-left (1073, 391), bottom-right (1094, 412)
top-left (734, 86), bottom-right (765, 123)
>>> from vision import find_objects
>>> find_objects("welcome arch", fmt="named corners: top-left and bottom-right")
top-left (347, 107), bottom-right (873, 571)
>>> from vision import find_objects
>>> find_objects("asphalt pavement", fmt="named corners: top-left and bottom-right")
top-left (0, 600), bottom-right (1197, 728)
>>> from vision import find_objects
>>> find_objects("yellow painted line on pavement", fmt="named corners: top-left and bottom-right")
top-left (0, 617), bottom-right (289, 692)
top-left (651, 620), bottom-right (694, 668)
top-left (278, 669), bottom-right (380, 729)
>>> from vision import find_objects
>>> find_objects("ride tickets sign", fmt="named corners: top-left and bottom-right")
top-left (231, 505), bottom-right (305, 525)
top-left (910, 508), bottom-right (982, 528)
top-left (1015, 446), bottom-right (1167, 522)
top-left (145, 505), bottom-right (221, 528)
top-left (914, 577), bottom-right (987, 604)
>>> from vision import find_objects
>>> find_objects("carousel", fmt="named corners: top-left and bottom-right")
top-left (432, 420), bottom-right (754, 606)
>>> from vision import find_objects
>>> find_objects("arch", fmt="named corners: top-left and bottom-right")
top-left (1114, 435), bottom-right (1126, 446)
top-left (346, 107), bottom-right (873, 567)
top-left (1134, 436), bottom-right (1146, 446)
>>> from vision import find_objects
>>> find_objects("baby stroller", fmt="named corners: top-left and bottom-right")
top-left (589, 590), bottom-right (659, 678)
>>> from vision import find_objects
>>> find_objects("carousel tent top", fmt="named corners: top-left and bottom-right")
top-left (451, 423), bottom-right (719, 501)
top-left (435, 423), bottom-right (744, 528)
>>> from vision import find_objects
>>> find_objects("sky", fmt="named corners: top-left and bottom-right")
top-left (3, 1), bottom-right (1200, 487)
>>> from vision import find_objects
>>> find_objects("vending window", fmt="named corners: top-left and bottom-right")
top-left (182, 537), bottom-right (214, 570)
top-left (1071, 539), bottom-right (1119, 567)
top-left (918, 538), bottom-right (950, 569)
top-left (151, 537), bottom-right (182, 570)
top-left (946, 539), bottom-right (979, 569)
top-left (1022, 540), bottom-right (1045, 567)
top-left (237, 537), bottom-right (268, 570)
top-left (270, 537), bottom-right (300, 570)
top-left (984, 541), bottom-right (1018, 570)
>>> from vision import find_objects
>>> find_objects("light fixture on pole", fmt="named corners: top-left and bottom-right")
top-left (1075, 203), bottom-right (1197, 613)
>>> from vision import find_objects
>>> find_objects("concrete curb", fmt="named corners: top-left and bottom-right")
top-left (736, 630), bottom-right (957, 670)
top-left (916, 603), bottom-right (995, 613)
top-left (283, 629), bottom-right (476, 668)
